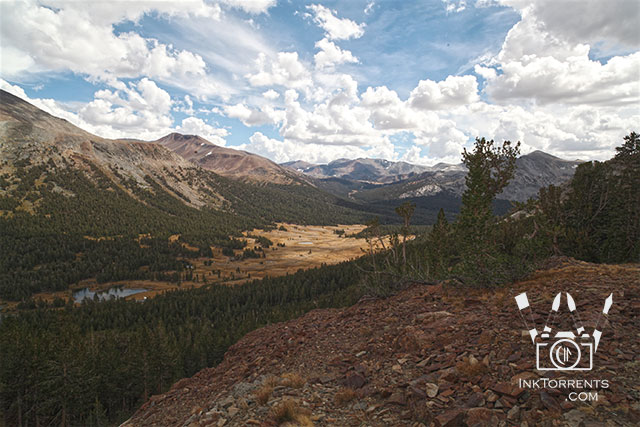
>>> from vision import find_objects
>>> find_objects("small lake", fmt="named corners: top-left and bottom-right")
top-left (73, 287), bottom-right (148, 303)
top-left (298, 241), bottom-right (314, 245)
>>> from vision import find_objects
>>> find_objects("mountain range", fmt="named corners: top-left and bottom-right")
top-left (282, 157), bottom-right (434, 183)
top-left (282, 151), bottom-right (581, 203)
top-left (1, 88), bottom-right (581, 231)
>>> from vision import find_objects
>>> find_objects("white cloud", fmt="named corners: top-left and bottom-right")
top-left (361, 86), bottom-right (421, 130)
top-left (500, 0), bottom-right (639, 50)
top-left (176, 117), bottom-right (228, 145)
top-left (262, 89), bottom-right (280, 100)
top-left (36, 0), bottom-right (223, 26)
top-left (241, 132), bottom-right (394, 164)
top-left (246, 52), bottom-right (312, 89)
top-left (175, 95), bottom-right (195, 115)
top-left (0, 0), bottom-right (228, 97)
top-left (409, 75), bottom-right (480, 110)
top-left (278, 87), bottom-right (386, 147)
top-left (307, 4), bottom-right (365, 40)
top-left (223, 103), bottom-right (284, 126)
top-left (482, 52), bottom-right (640, 106)
top-left (314, 38), bottom-right (359, 70)
top-left (364, 1), bottom-right (375, 15)
top-left (476, 1), bottom-right (640, 108)
top-left (78, 79), bottom-right (174, 137)
top-left (447, 101), bottom-right (639, 160)
top-left (443, 0), bottom-right (467, 13)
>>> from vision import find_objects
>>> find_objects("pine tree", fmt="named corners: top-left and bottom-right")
top-left (455, 137), bottom-right (520, 286)
top-left (615, 131), bottom-right (640, 159)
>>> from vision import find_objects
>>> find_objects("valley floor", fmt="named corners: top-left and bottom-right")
top-left (25, 224), bottom-right (374, 306)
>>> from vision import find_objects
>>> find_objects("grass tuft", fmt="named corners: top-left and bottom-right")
top-left (334, 388), bottom-right (357, 406)
top-left (269, 399), bottom-right (313, 426)
top-left (254, 384), bottom-right (274, 405)
top-left (455, 358), bottom-right (488, 378)
top-left (281, 372), bottom-right (306, 389)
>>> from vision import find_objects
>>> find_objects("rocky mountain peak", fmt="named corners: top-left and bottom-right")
top-left (155, 133), bottom-right (303, 185)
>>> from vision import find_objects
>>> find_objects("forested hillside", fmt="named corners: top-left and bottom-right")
top-left (0, 260), bottom-right (365, 426)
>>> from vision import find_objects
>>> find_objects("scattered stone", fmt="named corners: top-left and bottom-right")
top-left (485, 390), bottom-right (499, 403)
top-left (344, 372), bottom-right (366, 389)
top-left (352, 401), bottom-right (367, 411)
top-left (492, 382), bottom-right (524, 398)
top-left (426, 383), bottom-right (439, 398)
top-left (507, 351), bottom-right (522, 362)
top-left (218, 396), bottom-right (234, 409)
top-left (440, 389), bottom-right (454, 398)
top-left (465, 407), bottom-right (500, 426)
top-left (539, 391), bottom-right (560, 411)
top-left (435, 408), bottom-right (464, 427)
top-left (506, 404), bottom-right (520, 421)
top-left (231, 382), bottom-right (254, 398)
top-left (464, 392), bottom-right (485, 408)
top-left (226, 406), bottom-right (239, 418)
top-left (563, 408), bottom-right (586, 426)
top-left (387, 392), bottom-right (407, 406)
top-left (409, 385), bottom-right (427, 399)
top-left (482, 355), bottom-right (490, 367)
top-left (511, 371), bottom-right (538, 383)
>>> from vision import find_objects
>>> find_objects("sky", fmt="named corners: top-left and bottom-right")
top-left (1, 0), bottom-right (638, 165)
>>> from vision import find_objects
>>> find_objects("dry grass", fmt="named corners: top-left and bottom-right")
top-left (455, 358), bottom-right (488, 378)
top-left (254, 384), bottom-right (274, 405)
top-left (334, 388), bottom-right (357, 406)
top-left (36, 224), bottom-right (378, 303)
top-left (281, 372), bottom-right (306, 389)
top-left (263, 374), bottom-right (280, 388)
top-left (269, 399), bottom-right (313, 426)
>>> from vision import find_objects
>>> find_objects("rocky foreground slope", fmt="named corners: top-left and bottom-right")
top-left (126, 259), bottom-right (640, 426)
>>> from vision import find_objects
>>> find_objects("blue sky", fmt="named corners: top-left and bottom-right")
top-left (1, 0), bottom-right (638, 165)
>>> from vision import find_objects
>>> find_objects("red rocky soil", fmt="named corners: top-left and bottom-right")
top-left (124, 258), bottom-right (640, 426)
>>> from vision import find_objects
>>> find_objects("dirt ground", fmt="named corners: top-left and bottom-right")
top-left (25, 223), bottom-right (377, 305)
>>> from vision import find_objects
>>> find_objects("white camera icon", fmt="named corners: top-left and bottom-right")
top-left (536, 331), bottom-right (593, 371)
